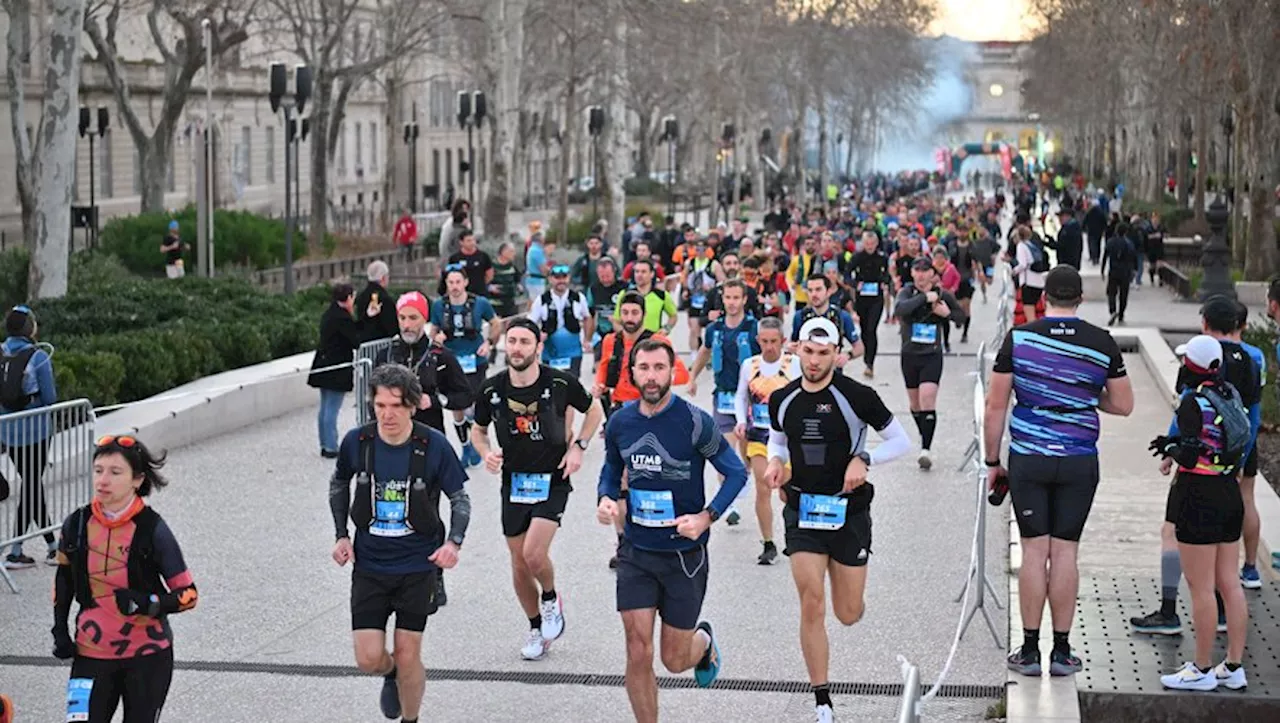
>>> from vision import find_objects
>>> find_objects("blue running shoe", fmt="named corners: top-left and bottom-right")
top-left (1006, 646), bottom-right (1041, 677)
top-left (380, 668), bottom-right (401, 719)
top-left (461, 442), bottom-right (480, 468)
top-left (693, 621), bottom-right (720, 688)
top-left (1241, 564), bottom-right (1262, 590)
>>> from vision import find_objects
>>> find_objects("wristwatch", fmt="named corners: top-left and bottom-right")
top-left (704, 506), bottom-right (722, 523)
top-left (855, 451), bottom-right (871, 466)
top-left (985, 459), bottom-right (1002, 468)
top-left (448, 533), bottom-right (465, 548)
top-left (574, 439), bottom-right (589, 451)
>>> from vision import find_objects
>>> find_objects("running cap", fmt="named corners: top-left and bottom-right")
top-left (1175, 334), bottom-right (1222, 374)
top-left (1200, 295), bottom-right (1240, 333)
top-left (168, 220), bottom-right (180, 231)
top-left (797, 317), bottom-right (839, 346)
top-left (1044, 266), bottom-right (1083, 300)
top-left (911, 257), bottom-right (934, 271)
top-left (395, 291), bottom-right (429, 319)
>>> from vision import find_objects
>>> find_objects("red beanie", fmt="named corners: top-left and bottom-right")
top-left (396, 291), bottom-right (429, 319)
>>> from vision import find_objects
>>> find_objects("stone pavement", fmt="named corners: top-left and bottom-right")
top-left (0, 296), bottom-right (1012, 721)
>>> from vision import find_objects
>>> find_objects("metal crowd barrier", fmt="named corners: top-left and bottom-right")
top-left (896, 657), bottom-right (921, 723)
top-left (354, 337), bottom-right (394, 426)
top-left (0, 399), bottom-right (96, 593)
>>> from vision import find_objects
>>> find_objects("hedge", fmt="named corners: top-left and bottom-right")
top-left (1243, 322), bottom-right (1279, 428)
top-left (98, 206), bottom-right (338, 275)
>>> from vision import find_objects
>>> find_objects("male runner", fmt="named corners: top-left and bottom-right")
top-left (472, 319), bottom-right (604, 660)
top-left (587, 257), bottom-right (628, 370)
top-left (528, 264), bottom-right (592, 377)
top-left (764, 317), bottom-right (911, 723)
top-left (430, 265), bottom-right (502, 467)
top-left (735, 316), bottom-right (801, 564)
top-left (617, 259), bottom-right (677, 334)
top-left (1234, 302), bottom-right (1267, 589)
top-left (790, 275), bottom-right (863, 368)
top-left (894, 258), bottom-right (966, 469)
top-left (848, 231), bottom-right (891, 378)
top-left (597, 338), bottom-right (747, 723)
top-left (687, 279), bottom-right (761, 527)
top-left (330, 364), bottom-right (471, 722)
top-left (987, 267), bottom-right (1132, 677)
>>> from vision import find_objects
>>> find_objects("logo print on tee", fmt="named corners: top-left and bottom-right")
top-left (630, 453), bottom-right (663, 474)
top-left (816, 403), bottom-right (832, 414)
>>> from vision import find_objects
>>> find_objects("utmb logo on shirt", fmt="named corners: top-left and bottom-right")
top-left (631, 453), bottom-right (663, 474)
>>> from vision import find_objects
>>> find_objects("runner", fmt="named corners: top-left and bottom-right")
top-left (1152, 336), bottom-right (1250, 691)
top-left (1233, 301), bottom-right (1266, 590)
top-left (52, 435), bottom-right (197, 723)
top-left (893, 258), bottom-right (965, 469)
top-left (763, 317), bottom-right (911, 723)
top-left (430, 265), bottom-right (502, 468)
top-left (471, 319), bottom-right (604, 660)
top-left (849, 231), bottom-right (891, 378)
top-left (597, 337), bottom-right (747, 723)
top-left (787, 235), bottom-right (819, 312)
top-left (949, 233), bottom-right (980, 343)
top-left (688, 279), bottom-right (761, 527)
top-left (586, 257), bottom-right (628, 372)
top-left (1010, 225), bottom-right (1049, 323)
top-left (616, 259), bottom-right (677, 334)
top-left (700, 251), bottom-right (761, 322)
top-left (682, 236), bottom-right (725, 352)
top-left (329, 364), bottom-right (471, 722)
top-left (986, 266), bottom-right (1133, 679)
top-left (528, 264), bottom-right (592, 377)
top-left (790, 275), bottom-right (863, 369)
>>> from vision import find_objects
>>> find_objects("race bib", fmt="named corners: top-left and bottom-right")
top-left (630, 488), bottom-right (676, 527)
top-left (458, 354), bottom-right (478, 374)
top-left (690, 293), bottom-right (706, 309)
top-left (858, 281), bottom-right (880, 296)
top-left (372, 498), bottom-right (410, 537)
top-left (984, 265), bottom-right (995, 277)
top-left (510, 472), bottom-right (552, 504)
top-left (714, 391), bottom-right (735, 415)
top-left (751, 402), bottom-right (771, 430)
top-left (910, 323), bottom-right (937, 345)
top-left (67, 678), bottom-right (93, 722)
top-left (798, 493), bottom-right (848, 531)
top-left (549, 356), bottom-right (572, 371)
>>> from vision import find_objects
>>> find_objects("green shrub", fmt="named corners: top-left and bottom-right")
top-left (0, 248), bottom-right (28, 309)
top-left (624, 177), bottom-right (666, 197)
top-left (1243, 322), bottom-right (1278, 427)
top-left (545, 214), bottom-right (599, 248)
top-left (53, 351), bottom-right (126, 407)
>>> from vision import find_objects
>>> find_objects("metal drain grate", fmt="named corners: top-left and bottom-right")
top-left (0, 656), bottom-right (1002, 698)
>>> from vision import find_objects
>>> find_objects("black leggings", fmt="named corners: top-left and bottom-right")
top-left (854, 296), bottom-right (884, 369)
top-left (1106, 274), bottom-right (1130, 319)
top-left (3, 440), bottom-right (53, 546)
top-left (68, 648), bottom-right (174, 722)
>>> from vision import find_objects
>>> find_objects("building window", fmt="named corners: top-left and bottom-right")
top-left (100, 137), bottom-right (113, 198)
top-left (429, 82), bottom-right (440, 127)
top-left (445, 148), bottom-right (452, 187)
top-left (337, 122), bottom-right (347, 176)
top-left (432, 148), bottom-right (440, 185)
top-left (370, 122), bottom-right (378, 173)
top-left (266, 126), bottom-right (276, 183)
top-left (479, 148), bottom-right (486, 183)
top-left (355, 122), bottom-right (364, 170)
top-left (240, 125), bottom-right (252, 185)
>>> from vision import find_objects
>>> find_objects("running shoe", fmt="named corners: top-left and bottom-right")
top-left (815, 703), bottom-right (834, 723)
top-left (608, 554), bottom-right (618, 570)
top-left (1006, 646), bottom-right (1041, 677)
top-left (725, 509), bottom-right (741, 526)
top-left (862, 367), bottom-right (874, 379)
top-left (1161, 661), bottom-right (1217, 691)
top-left (1129, 610), bottom-right (1182, 635)
top-left (320, 449), bottom-right (339, 459)
top-left (917, 451), bottom-right (932, 470)
top-left (434, 573), bottom-right (447, 607)
top-left (44, 549), bottom-right (57, 566)
top-left (380, 669), bottom-right (401, 719)
top-left (1213, 661), bottom-right (1248, 690)
top-left (461, 442), bottom-right (482, 468)
top-left (2, 554), bottom-right (34, 570)
top-left (1240, 564), bottom-right (1262, 589)
top-left (521, 628), bottom-right (548, 660)
top-left (693, 621), bottom-right (721, 688)
top-left (1049, 648), bottom-right (1082, 676)
top-left (757, 541), bottom-right (778, 566)
top-left (540, 593), bottom-right (565, 642)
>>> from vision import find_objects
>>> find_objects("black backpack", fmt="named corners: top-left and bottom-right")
top-left (1195, 381), bottom-right (1251, 471)
top-left (1026, 237), bottom-right (1050, 273)
top-left (0, 346), bottom-right (37, 412)
top-left (604, 330), bottom-right (653, 389)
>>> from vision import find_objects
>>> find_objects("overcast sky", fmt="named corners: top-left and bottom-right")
top-left (931, 0), bottom-right (1034, 41)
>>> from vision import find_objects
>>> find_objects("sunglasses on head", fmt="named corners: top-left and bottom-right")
top-left (96, 435), bottom-right (137, 449)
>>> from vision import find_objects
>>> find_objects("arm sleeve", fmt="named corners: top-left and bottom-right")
top-left (894, 288), bottom-right (927, 317)
top-left (36, 349), bottom-right (57, 405)
top-left (734, 361), bottom-right (752, 426)
top-left (148, 519), bottom-right (198, 614)
top-left (446, 488), bottom-right (471, 544)
top-left (437, 444), bottom-right (471, 543)
top-left (1171, 394), bottom-right (1204, 467)
top-left (702, 417), bottom-right (748, 516)
top-left (868, 418), bottom-right (911, 466)
top-left (472, 380), bottom-right (494, 426)
top-left (329, 435), bottom-right (357, 540)
top-left (598, 419), bottom-right (624, 500)
top-left (52, 514), bottom-right (77, 630)
top-left (767, 428), bottom-right (790, 463)
top-left (438, 351), bottom-right (476, 410)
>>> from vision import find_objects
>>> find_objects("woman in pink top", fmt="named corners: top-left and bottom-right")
top-left (52, 435), bottom-right (197, 722)
top-left (932, 247), bottom-right (962, 352)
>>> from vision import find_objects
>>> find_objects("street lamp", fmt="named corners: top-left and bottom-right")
top-left (1198, 196), bottom-right (1235, 301)
top-left (77, 106), bottom-right (109, 248)
top-left (457, 91), bottom-right (486, 206)
top-left (287, 114), bottom-right (310, 239)
top-left (586, 106), bottom-right (604, 218)
top-left (404, 110), bottom-right (420, 213)
top-left (1220, 105), bottom-right (1234, 206)
top-left (659, 115), bottom-right (678, 220)
top-left (268, 61), bottom-right (311, 295)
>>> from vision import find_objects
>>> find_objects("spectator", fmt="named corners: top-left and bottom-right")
top-left (159, 221), bottom-right (187, 279)
top-left (1083, 199), bottom-right (1107, 265)
top-left (354, 260), bottom-right (398, 341)
top-left (393, 209), bottom-right (418, 260)
top-left (307, 284), bottom-right (362, 459)
top-left (444, 229), bottom-right (493, 297)
top-left (1, 305), bottom-right (57, 568)
top-left (439, 199), bottom-right (471, 259)
top-left (487, 242), bottom-right (522, 319)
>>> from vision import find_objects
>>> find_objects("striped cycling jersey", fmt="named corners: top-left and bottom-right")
top-left (1177, 389), bottom-right (1230, 476)
top-left (994, 317), bottom-right (1126, 456)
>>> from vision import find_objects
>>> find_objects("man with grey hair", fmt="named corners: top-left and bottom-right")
top-left (357, 260), bottom-right (398, 340)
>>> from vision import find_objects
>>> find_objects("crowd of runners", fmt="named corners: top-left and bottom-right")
top-left (17, 167), bottom-right (1280, 723)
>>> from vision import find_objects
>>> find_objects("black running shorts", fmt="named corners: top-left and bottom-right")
top-left (1020, 286), bottom-right (1043, 306)
top-left (1007, 453), bottom-right (1100, 541)
top-left (900, 353), bottom-right (943, 389)
top-left (615, 539), bottom-right (708, 631)
top-left (500, 481), bottom-right (571, 538)
top-left (956, 280), bottom-right (975, 300)
top-left (783, 505), bottom-right (873, 568)
top-left (351, 568), bottom-right (439, 632)
top-left (1166, 473), bottom-right (1244, 545)
top-left (1242, 447), bottom-right (1258, 478)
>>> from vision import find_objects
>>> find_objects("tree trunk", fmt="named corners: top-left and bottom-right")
top-left (384, 76), bottom-right (401, 219)
top-left (817, 92), bottom-right (829, 207)
top-left (1231, 112), bottom-right (1247, 266)
top-left (601, 2), bottom-right (626, 249)
top-left (556, 83), bottom-right (577, 243)
top-left (308, 75), bottom-right (335, 245)
top-left (1193, 104), bottom-right (1207, 226)
top-left (1243, 103), bottom-right (1279, 280)
top-left (1176, 117), bottom-right (1191, 208)
top-left (635, 106), bottom-right (654, 179)
top-left (482, 0), bottom-right (526, 239)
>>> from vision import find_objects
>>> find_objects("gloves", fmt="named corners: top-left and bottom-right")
top-left (1148, 436), bottom-right (1175, 458)
top-left (52, 626), bottom-right (75, 660)
top-left (114, 588), bottom-right (157, 617)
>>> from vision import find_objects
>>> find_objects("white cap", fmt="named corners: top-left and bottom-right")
top-left (797, 317), bottom-right (839, 346)
top-left (1174, 335), bottom-right (1223, 372)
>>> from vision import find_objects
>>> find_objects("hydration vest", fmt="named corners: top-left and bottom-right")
top-left (797, 305), bottom-right (846, 348)
top-left (605, 330), bottom-right (653, 389)
top-left (62, 505), bottom-right (168, 610)
top-left (540, 290), bottom-right (583, 336)
top-left (484, 369), bottom-right (570, 450)
top-left (350, 422), bottom-right (443, 538)
top-left (441, 295), bottom-right (479, 338)
top-left (710, 319), bottom-right (757, 391)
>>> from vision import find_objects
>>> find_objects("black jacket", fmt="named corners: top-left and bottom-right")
top-left (1056, 219), bottom-right (1084, 268)
top-left (354, 281), bottom-right (399, 342)
top-left (1083, 206), bottom-right (1107, 237)
top-left (308, 303), bottom-right (363, 392)
top-left (381, 335), bottom-right (474, 433)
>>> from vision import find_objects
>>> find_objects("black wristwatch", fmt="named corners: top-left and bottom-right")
top-left (448, 533), bottom-right (465, 548)
top-left (855, 451), bottom-right (871, 466)
top-left (704, 506), bottom-right (721, 523)
top-left (574, 439), bottom-right (589, 451)
top-left (985, 459), bottom-right (1002, 468)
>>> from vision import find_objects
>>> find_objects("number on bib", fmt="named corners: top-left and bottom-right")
top-left (549, 357), bottom-right (572, 371)
top-left (630, 488), bottom-right (676, 527)
top-left (858, 281), bottom-right (880, 296)
top-left (714, 391), bottom-right (735, 415)
top-left (910, 323), bottom-right (937, 345)
top-left (798, 493), bottom-right (848, 531)
top-left (458, 354), bottom-right (478, 374)
top-left (67, 677), bottom-right (94, 722)
top-left (510, 472), bottom-right (552, 504)
top-left (751, 402), bottom-right (771, 430)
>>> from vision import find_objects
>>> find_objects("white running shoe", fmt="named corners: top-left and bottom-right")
top-left (1213, 661), bottom-right (1248, 690)
top-left (540, 593), bottom-right (565, 642)
top-left (1160, 661), bottom-right (1217, 691)
top-left (917, 450), bottom-right (932, 470)
top-left (521, 629), bottom-right (547, 661)
top-left (815, 703), bottom-right (835, 723)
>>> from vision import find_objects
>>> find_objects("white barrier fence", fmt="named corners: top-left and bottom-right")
top-left (0, 399), bottom-right (96, 593)
top-left (354, 337), bottom-right (395, 426)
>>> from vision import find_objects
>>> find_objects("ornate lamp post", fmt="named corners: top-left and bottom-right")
top-left (1197, 195), bottom-right (1235, 301)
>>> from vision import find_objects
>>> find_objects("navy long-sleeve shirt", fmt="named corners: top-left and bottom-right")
top-left (598, 394), bottom-right (748, 551)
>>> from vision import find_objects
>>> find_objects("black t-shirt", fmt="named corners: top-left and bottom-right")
top-left (163, 234), bottom-right (182, 264)
top-left (849, 250), bottom-right (890, 286)
top-left (768, 374), bottom-right (893, 502)
top-left (1176, 340), bottom-right (1260, 408)
top-left (448, 250), bottom-right (494, 297)
top-left (474, 367), bottom-right (593, 486)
